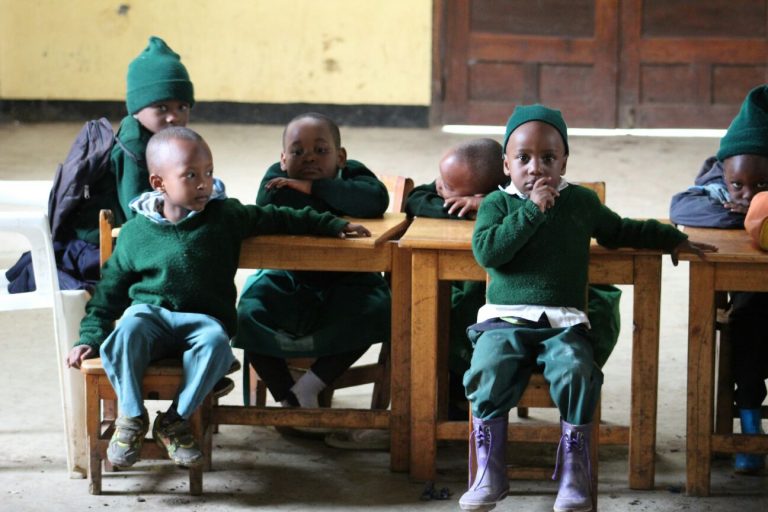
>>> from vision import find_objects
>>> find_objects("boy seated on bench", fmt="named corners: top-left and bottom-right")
top-left (66, 126), bottom-right (368, 469)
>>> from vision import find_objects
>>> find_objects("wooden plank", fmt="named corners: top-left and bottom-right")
top-left (389, 244), bottom-right (411, 472)
top-left (410, 250), bottom-right (440, 482)
top-left (211, 405), bottom-right (389, 429)
top-left (686, 262), bottom-right (716, 496)
top-left (629, 254), bottom-right (661, 490)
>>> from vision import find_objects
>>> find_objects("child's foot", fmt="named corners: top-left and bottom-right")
top-left (212, 377), bottom-right (235, 398)
top-left (152, 412), bottom-right (202, 467)
top-left (107, 410), bottom-right (149, 468)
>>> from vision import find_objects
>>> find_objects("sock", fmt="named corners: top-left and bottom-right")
top-left (280, 391), bottom-right (300, 408)
top-left (290, 370), bottom-right (326, 408)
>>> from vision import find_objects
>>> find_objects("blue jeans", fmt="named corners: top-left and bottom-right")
top-left (100, 304), bottom-right (235, 418)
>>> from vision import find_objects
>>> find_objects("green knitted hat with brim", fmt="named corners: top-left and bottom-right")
top-left (126, 36), bottom-right (195, 115)
top-left (717, 85), bottom-right (768, 162)
top-left (503, 104), bottom-right (569, 155)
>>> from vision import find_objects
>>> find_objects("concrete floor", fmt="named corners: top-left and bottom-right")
top-left (1, 121), bottom-right (766, 511)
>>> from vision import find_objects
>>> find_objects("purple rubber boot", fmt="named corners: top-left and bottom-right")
top-left (553, 420), bottom-right (593, 512)
top-left (459, 416), bottom-right (509, 511)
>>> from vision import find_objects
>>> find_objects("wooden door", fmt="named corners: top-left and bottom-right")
top-left (437, 0), bottom-right (768, 128)
top-left (437, 0), bottom-right (620, 127)
top-left (619, 0), bottom-right (768, 128)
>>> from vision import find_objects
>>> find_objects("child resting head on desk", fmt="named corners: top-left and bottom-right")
top-left (405, 138), bottom-right (507, 419)
top-left (65, 126), bottom-right (367, 470)
top-left (235, 112), bottom-right (391, 413)
top-left (671, 84), bottom-right (768, 475)
top-left (460, 104), bottom-right (716, 512)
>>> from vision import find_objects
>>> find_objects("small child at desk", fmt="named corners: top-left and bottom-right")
top-left (405, 138), bottom-right (507, 419)
top-left (235, 112), bottom-right (391, 410)
top-left (670, 84), bottom-right (768, 475)
top-left (461, 105), bottom-right (715, 512)
top-left (66, 126), bottom-right (366, 470)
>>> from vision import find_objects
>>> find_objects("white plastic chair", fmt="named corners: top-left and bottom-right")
top-left (0, 211), bottom-right (89, 478)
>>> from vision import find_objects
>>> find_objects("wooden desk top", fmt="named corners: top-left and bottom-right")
top-left (680, 226), bottom-right (768, 263)
top-left (399, 217), bottom-right (664, 256)
top-left (242, 212), bottom-right (409, 251)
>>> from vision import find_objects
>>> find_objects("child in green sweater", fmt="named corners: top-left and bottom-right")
top-left (235, 112), bottom-right (391, 410)
top-left (460, 105), bottom-right (716, 512)
top-left (406, 138), bottom-right (507, 419)
top-left (66, 126), bottom-right (367, 470)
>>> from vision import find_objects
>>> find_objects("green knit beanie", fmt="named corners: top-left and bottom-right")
top-left (126, 36), bottom-right (195, 115)
top-left (717, 85), bottom-right (768, 162)
top-left (503, 104), bottom-right (569, 155)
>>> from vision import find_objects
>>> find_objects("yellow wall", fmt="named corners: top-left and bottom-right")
top-left (0, 0), bottom-right (432, 105)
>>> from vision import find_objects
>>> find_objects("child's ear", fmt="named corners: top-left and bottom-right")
top-left (560, 154), bottom-right (568, 176)
top-left (336, 147), bottom-right (348, 169)
top-left (149, 174), bottom-right (165, 192)
top-left (279, 151), bottom-right (288, 171)
top-left (503, 155), bottom-right (512, 176)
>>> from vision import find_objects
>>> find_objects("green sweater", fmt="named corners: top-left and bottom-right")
top-left (77, 198), bottom-right (347, 349)
top-left (404, 181), bottom-right (462, 219)
top-left (256, 159), bottom-right (389, 217)
top-left (111, 115), bottom-right (153, 224)
top-left (473, 185), bottom-right (687, 309)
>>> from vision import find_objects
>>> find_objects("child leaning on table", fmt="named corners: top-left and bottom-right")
top-left (234, 112), bottom-right (391, 410)
top-left (460, 105), bottom-right (716, 512)
top-left (405, 138), bottom-right (507, 419)
top-left (670, 84), bottom-right (768, 475)
top-left (66, 126), bottom-right (368, 470)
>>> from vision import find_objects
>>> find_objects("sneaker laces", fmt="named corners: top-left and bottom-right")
top-left (552, 430), bottom-right (591, 483)
top-left (467, 424), bottom-right (492, 489)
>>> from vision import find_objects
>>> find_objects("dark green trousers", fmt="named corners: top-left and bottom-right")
top-left (464, 321), bottom-right (603, 424)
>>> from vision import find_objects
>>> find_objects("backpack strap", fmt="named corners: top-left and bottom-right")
top-left (113, 134), bottom-right (145, 165)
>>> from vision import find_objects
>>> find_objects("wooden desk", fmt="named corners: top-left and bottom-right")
top-left (399, 217), bottom-right (664, 489)
top-left (679, 227), bottom-right (768, 496)
top-left (210, 213), bottom-right (412, 472)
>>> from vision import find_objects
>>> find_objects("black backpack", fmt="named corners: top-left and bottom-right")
top-left (47, 117), bottom-right (141, 242)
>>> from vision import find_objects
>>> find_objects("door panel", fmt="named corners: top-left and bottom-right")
top-left (440, 0), bottom-right (618, 127)
top-left (438, 0), bottom-right (768, 128)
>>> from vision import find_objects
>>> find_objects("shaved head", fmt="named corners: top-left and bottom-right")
top-left (442, 138), bottom-right (506, 193)
top-left (146, 126), bottom-right (208, 175)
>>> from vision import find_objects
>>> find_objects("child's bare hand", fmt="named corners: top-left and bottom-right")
top-left (66, 345), bottom-right (95, 369)
top-left (670, 239), bottom-right (719, 266)
top-left (529, 177), bottom-right (559, 213)
top-left (339, 222), bottom-right (371, 238)
top-left (444, 195), bottom-right (484, 218)
top-left (723, 201), bottom-right (750, 214)
top-left (265, 177), bottom-right (312, 195)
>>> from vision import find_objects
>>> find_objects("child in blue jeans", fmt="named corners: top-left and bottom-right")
top-left (671, 84), bottom-right (768, 474)
top-left (461, 105), bottom-right (715, 512)
top-left (66, 127), bottom-right (367, 469)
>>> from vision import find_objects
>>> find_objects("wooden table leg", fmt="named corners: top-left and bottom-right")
top-left (686, 261), bottom-right (716, 496)
top-left (629, 255), bottom-right (662, 489)
top-left (410, 250), bottom-right (439, 482)
top-left (390, 245), bottom-right (411, 472)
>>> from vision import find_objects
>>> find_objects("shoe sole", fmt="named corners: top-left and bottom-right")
top-left (459, 490), bottom-right (508, 511)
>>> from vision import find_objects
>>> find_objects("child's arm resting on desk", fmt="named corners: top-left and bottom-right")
top-left (240, 201), bottom-right (363, 238)
top-left (66, 252), bottom-right (135, 369)
top-left (670, 239), bottom-right (719, 265)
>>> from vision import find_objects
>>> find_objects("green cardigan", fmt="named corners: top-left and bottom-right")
top-left (256, 159), bottom-right (389, 217)
top-left (404, 181), bottom-right (462, 219)
top-left (111, 115), bottom-right (153, 224)
top-left (473, 185), bottom-right (687, 308)
top-left (77, 198), bottom-right (347, 349)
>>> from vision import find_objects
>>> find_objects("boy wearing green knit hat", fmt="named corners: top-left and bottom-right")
top-left (461, 104), bottom-right (715, 512)
top-left (670, 85), bottom-right (768, 475)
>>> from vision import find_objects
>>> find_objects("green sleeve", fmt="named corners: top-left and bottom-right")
top-left (111, 116), bottom-right (151, 221)
top-left (472, 192), bottom-right (544, 268)
top-left (310, 160), bottom-right (389, 217)
top-left (593, 204), bottom-right (688, 251)
top-left (235, 200), bottom-right (349, 238)
top-left (76, 239), bottom-right (136, 349)
top-left (405, 182), bottom-right (456, 218)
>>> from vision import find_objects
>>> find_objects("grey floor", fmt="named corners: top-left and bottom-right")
top-left (1, 122), bottom-right (766, 511)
